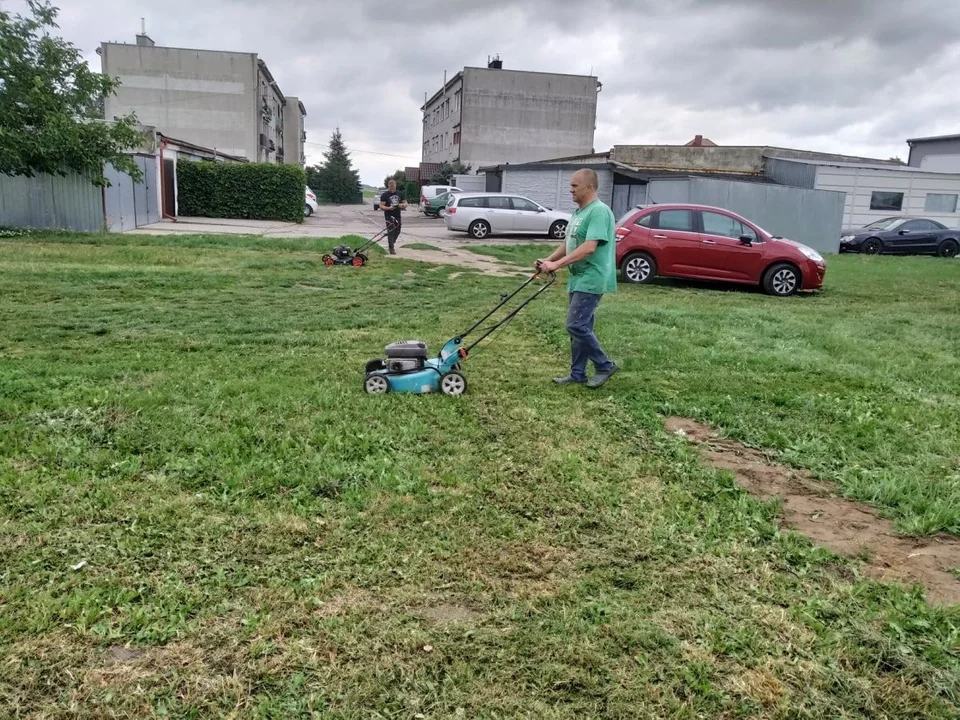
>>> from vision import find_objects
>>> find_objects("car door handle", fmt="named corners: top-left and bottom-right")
top-left (702, 239), bottom-right (716, 244)
top-left (653, 234), bottom-right (667, 239)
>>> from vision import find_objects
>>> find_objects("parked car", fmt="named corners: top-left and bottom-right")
top-left (372, 188), bottom-right (386, 210)
top-left (444, 192), bottom-right (570, 239)
top-left (305, 186), bottom-right (319, 217)
top-left (419, 185), bottom-right (461, 213)
top-left (614, 203), bottom-right (826, 296)
top-left (423, 191), bottom-right (455, 218)
top-left (839, 217), bottom-right (959, 257)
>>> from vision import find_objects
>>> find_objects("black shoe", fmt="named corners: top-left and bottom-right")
top-left (587, 363), bottom-right (619, 389)
top-left (553, 375), bottom-right (586, 384)
top-left (389, 247), bottom-right (397, 255)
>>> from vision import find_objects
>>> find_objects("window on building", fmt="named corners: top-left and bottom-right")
top-left (924, 193), bottom-right (958, 213)
top-left (869, 191), bottom-right (905, 211)
top-left (454, 90), bottom-right (461, 112)
top-left (453, 130), bottom-right (460, 145)
top-left (655, 209), bottom-right (695, 232)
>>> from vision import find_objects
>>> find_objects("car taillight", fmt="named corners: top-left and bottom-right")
top-left (420, 195), bottom-right (426, 204)
top-left (447, 207), bottom-right (456, 214)
top-left (307, 193), bottom-right (316, 201)
top-left (615, 227), bottom-right (629, 243)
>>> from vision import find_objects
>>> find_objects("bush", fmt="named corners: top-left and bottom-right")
top-left (404, 180), bottom-right (419, 202)
top-left (176, 161), bottom-right (306, 222)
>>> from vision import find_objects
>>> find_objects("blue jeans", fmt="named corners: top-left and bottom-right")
top-left (566, 291), bottom-right (615, 381)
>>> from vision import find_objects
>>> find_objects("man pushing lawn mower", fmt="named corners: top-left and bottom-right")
top-left (379, 179), bottom-right (407, 254)
top-left (536, 168), bottom-right (620, 389)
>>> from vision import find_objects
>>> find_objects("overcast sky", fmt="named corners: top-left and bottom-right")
top-left (8, 0), bottom-right (960, 185)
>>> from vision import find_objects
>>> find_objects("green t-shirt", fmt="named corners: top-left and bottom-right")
top-left (564, 198), bottom-right (617, 294)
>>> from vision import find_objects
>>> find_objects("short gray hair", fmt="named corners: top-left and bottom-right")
top-left (576, 168), bottom-right (599, 189)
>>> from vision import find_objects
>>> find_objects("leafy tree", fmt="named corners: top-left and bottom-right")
top-left (0, 0), bottom-right (145, 185)
top-left (429, 160), bottom-right (472, 185)
top-left (317, 128), bottom-right (361, 204)
top-left (383, 168), bottom-right (405, 187)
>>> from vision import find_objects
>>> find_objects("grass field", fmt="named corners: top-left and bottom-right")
top-left (1, 232), bottom-right (959, 718)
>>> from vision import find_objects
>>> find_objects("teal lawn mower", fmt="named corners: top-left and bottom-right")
top-left (363, 268), bottom-right (556, 395)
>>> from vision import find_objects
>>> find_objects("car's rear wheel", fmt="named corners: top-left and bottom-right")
top-left (862, 238), bottom-right (882, 254)
top-left (304, 204), bottom-right (313, 217)
top-left (621, 252), bottom-right (656, 284)
top-left (469, 220), bottom-right (491, 239)
top-left (762, 262), bottom-right (800, 296)
top-left (936, 238), bottom-right (959, 258)
top-left (549, 220), bottom-right (567, 239)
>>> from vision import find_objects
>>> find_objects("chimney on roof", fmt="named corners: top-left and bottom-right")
top-left (487, 54), bottom-right (503, 69)
top-left (136, 18), bottom-right (154, 47)
top-left (692, 134), bottom-right (703, 146)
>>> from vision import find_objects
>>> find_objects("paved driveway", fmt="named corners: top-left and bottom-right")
top-left (305, 204), bottom-right (561, 250)
top-left (129, 205), bottom-right (561, 276)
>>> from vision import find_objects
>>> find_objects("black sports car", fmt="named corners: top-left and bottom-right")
top-left (839, 217), bottom-right (959, 257)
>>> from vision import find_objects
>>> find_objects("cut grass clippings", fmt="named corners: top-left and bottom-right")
top-left (0, 233), bottom-right (959, 718)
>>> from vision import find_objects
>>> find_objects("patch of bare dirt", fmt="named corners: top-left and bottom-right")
top-left (420, 603), bottom-right (482, 625)
top-left (388, 247), bottom-right (527, 277)
top-left (665, 417), bottom-right (960, 606)
top-left (106, 646), bottom-right (144, 663)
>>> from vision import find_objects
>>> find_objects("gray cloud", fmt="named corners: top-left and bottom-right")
top-left (8, 0), bottom-right (960, 182)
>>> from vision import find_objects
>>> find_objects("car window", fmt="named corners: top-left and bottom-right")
top-left (863, 217), bottom-right (901, 231)
top-left (701, 211), bottom-right (740, 238)
top-left (901, 220), bottom-right (929, 231)
top-left (458, 197), bottom-right (484, 208)
top-left (655, 210), bottom-right (694, 232)
top-left (634, 214), bottom-right (652, 228)
top-left (483, 197), bottom-right (511, 209)
top-left (702, 211), bottom-right (758, 241)
top-left (510, 197), bottom-right (540, 212)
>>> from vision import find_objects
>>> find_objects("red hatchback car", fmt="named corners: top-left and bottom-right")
top-left (615, 204), bottom-right (827, 296)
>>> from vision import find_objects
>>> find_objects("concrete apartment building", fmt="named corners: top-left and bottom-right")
top-left (420, 56), bottom-right (600, 171)
top-left (99, 31), bottom-right (306, 165)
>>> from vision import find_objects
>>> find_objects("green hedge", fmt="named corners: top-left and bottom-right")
top-left (403, 180), bottom-right (419, 202)
top-left (176, 161), bottom-right (307, 222)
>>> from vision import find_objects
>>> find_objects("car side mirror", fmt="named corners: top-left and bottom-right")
top-left (538, 207), bottom-right (545, 212)
top-left (739, 235), bottom-right (753, 246)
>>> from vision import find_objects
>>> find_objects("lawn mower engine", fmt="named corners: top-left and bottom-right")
top-left (323, 243), bottom-right (366, 267)
top-left (383, 340), bottom-right (428, 372)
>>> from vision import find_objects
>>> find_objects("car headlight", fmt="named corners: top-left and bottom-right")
top-left (840, 235), bottom-right (854, 243)
top-left (799, 246), bottom-right (824, 263)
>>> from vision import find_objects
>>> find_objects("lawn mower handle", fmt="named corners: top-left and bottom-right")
top-left (353, 217), bottom-right (399, 254)
top-left (456, 269), bottom-right (556, 353)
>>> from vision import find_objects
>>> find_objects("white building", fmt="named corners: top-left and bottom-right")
top-left (907, 133), bottom-right (960, 173)
top-left (98, 31), bottom-right (306, 165)
top-left (766, 157), bottom-right (960, 228)
top-left (420, 56), bottom-right (601, 171)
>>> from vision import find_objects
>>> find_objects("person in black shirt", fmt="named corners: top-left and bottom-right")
top-left (378, 179), bottom-right (407, 254)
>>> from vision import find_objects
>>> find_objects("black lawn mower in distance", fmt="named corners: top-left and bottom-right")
top-left (322, 218), bottom-right (399, 267)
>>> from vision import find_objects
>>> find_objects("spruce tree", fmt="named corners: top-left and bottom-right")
top-left (318, 128), bottom-right (361, 204)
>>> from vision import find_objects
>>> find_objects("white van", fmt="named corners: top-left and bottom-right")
top-left (419, 185), bottom-right (461, 213)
